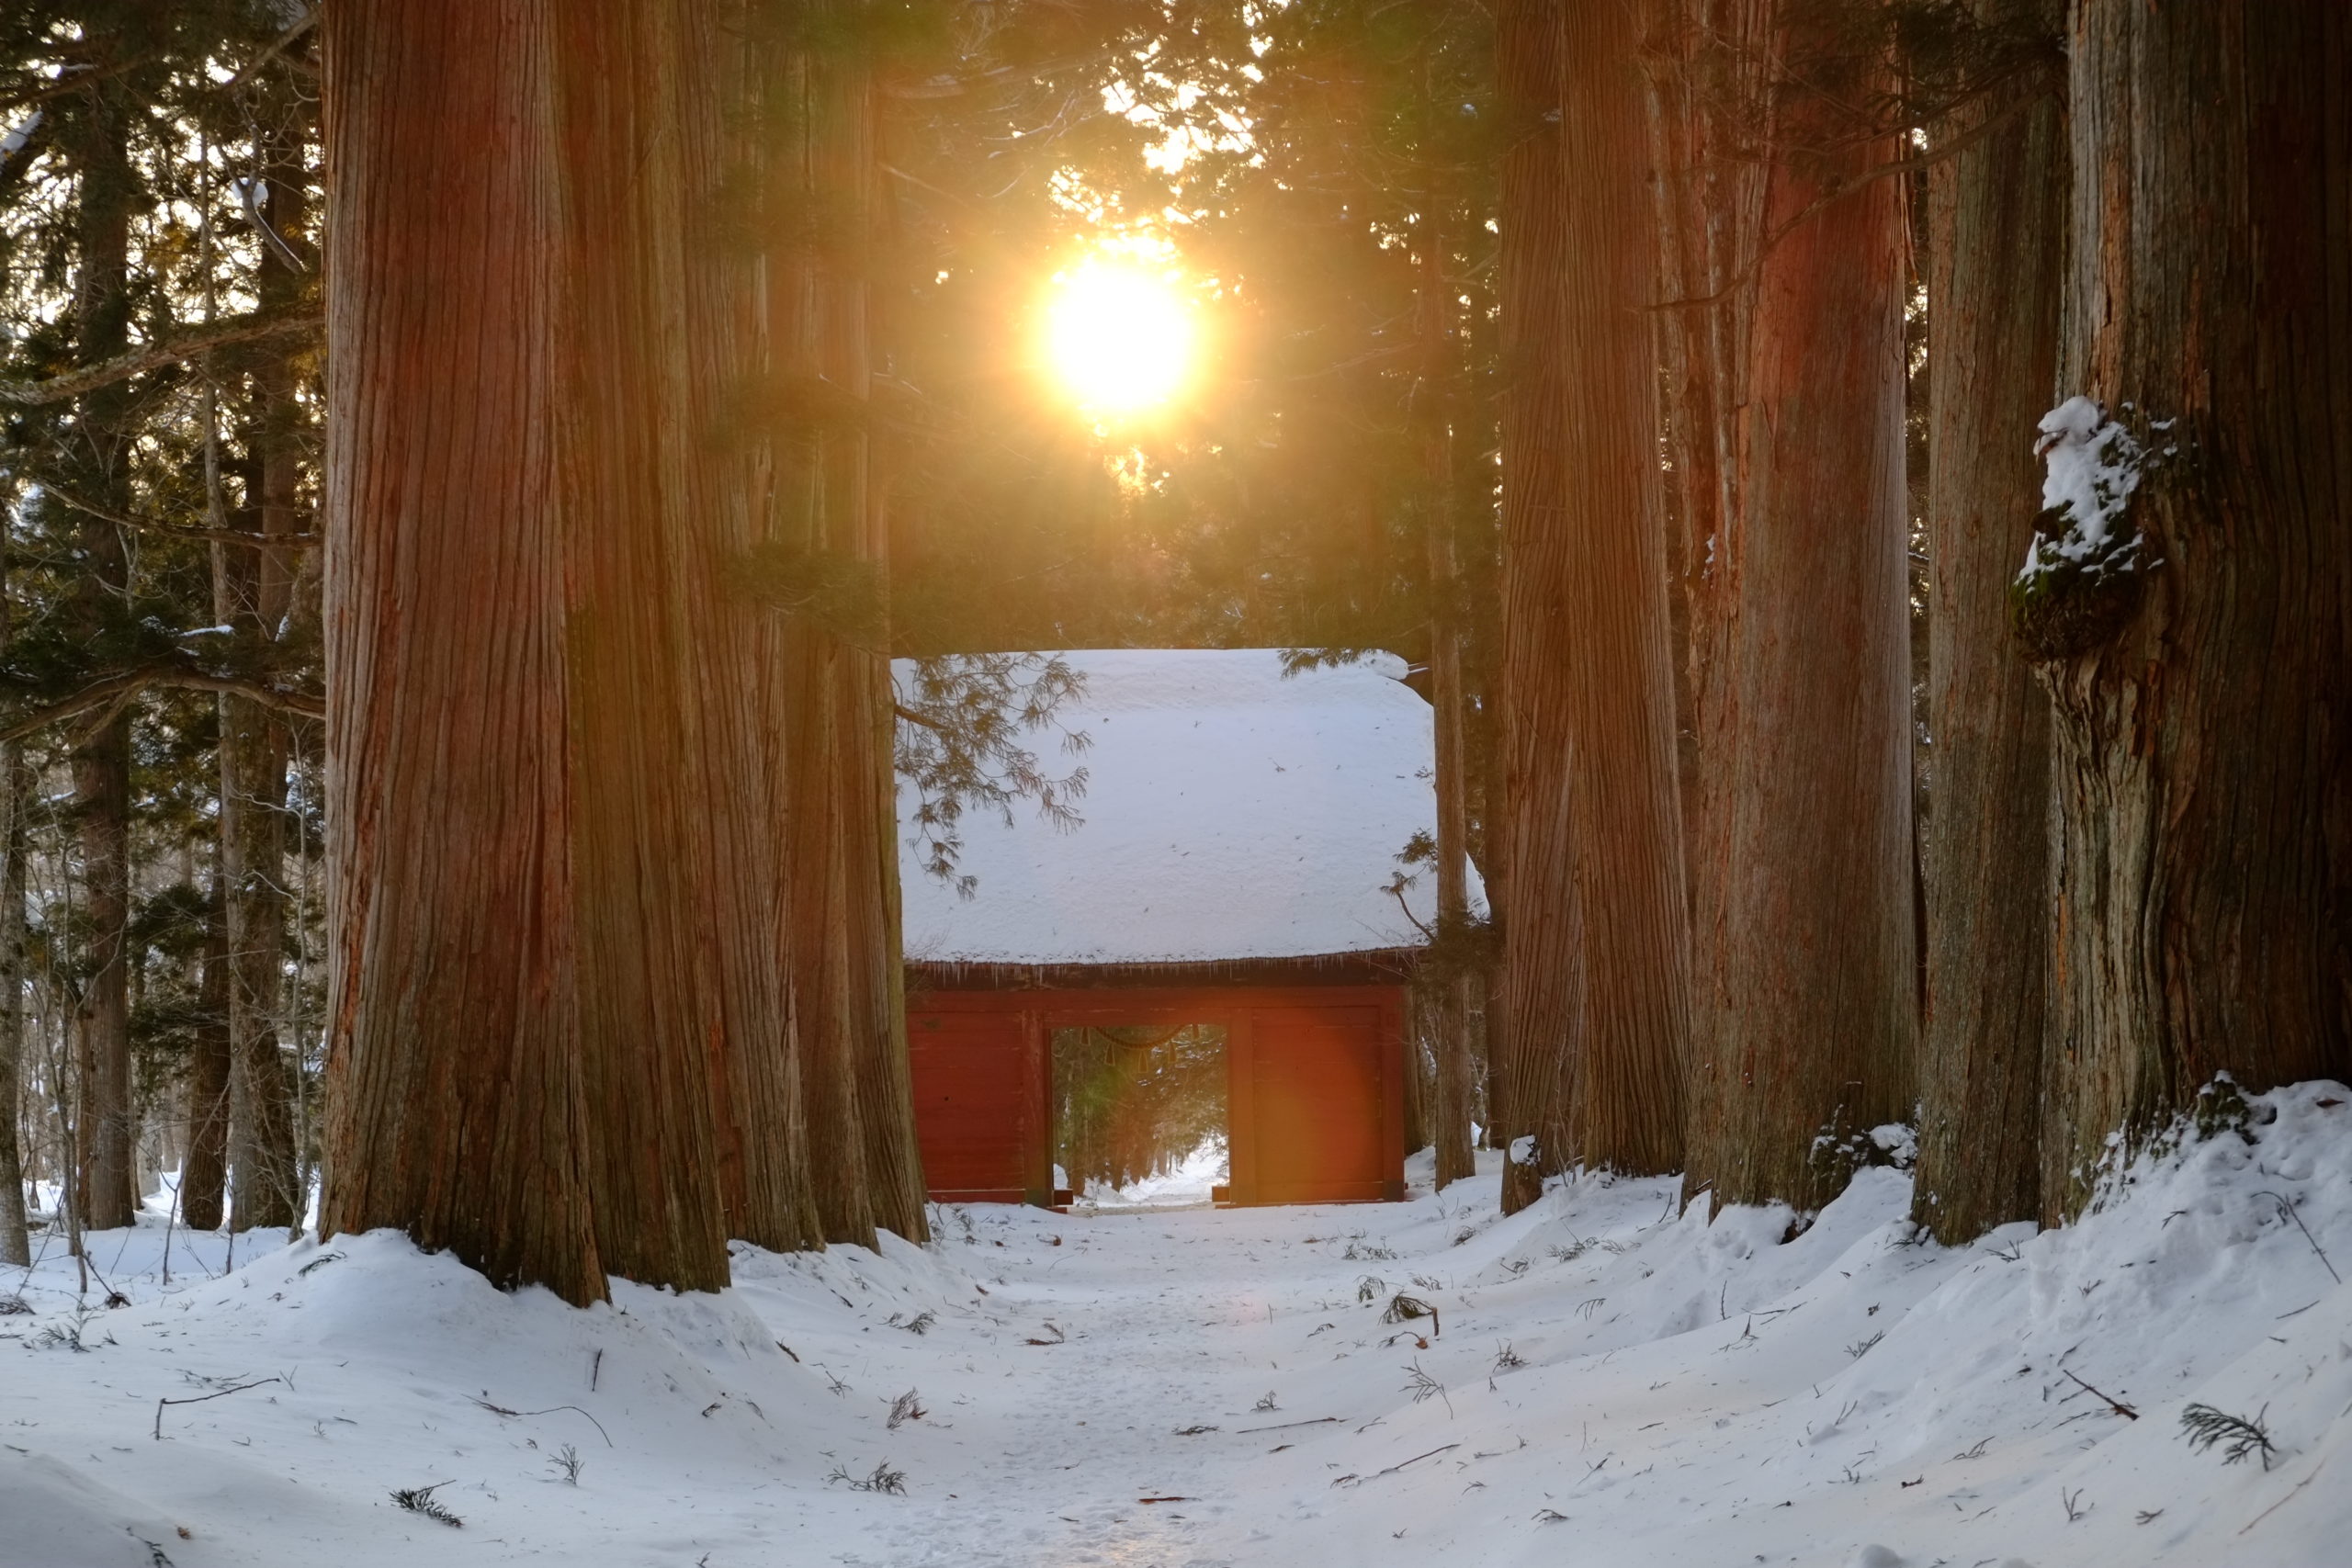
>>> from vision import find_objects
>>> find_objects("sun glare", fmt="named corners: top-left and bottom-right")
top-left (1046, 263), bottom-right (1195, 414)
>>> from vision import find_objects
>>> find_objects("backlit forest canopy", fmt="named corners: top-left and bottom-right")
top-left (1, 0), bottom-right (2344, 1328)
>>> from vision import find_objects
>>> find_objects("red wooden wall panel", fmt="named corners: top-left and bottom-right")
top-left (907, 1009), bottom-right (1037, 1203)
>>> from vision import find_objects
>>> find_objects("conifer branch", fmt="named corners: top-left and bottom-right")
top-left (1, 664), bottom-right (323, 744)
top-left (0, 310), bottom-right (322, 407)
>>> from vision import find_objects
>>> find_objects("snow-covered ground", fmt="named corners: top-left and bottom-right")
top-left (6, 1081), bottom-right (2348, 1568)
top-left (1065, 1141), bottom-right (1230, 1212)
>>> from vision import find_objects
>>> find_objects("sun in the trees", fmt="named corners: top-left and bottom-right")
top-left (1044, 261), bottom-right (1196, 414)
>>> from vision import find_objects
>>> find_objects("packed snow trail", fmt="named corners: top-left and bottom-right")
top-left (6, 1082), bottom-right (2352, 1567)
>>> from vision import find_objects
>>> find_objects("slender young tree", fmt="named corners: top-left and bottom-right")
top-left (2023, 0), bottom-right (2351, 1217)
top-left (1908, 2), bottom-right (2064, 1242)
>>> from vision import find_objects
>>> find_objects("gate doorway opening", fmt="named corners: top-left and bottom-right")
top-left (1051, 1023), bottom-right (1228, 1209)
top-left (907, 985), bottom-right (1406, 1208)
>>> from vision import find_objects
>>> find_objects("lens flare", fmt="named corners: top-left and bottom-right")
top-left (1046, 263), bottom-right (1195, 413)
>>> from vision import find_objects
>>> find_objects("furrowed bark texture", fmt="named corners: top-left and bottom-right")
top-left (786, 634), bottom-right (876, 1247)
top-left (775, 51), bottom-right (876, 1248)
top-left (772, 36), bottom-right (876, 1250)
top-left (67, 77), bottom-right (137, 1234)
top-left (1494, 0), bottom-right (1581, 1214)
top-left (2034, 0), bottom-right (2352, 1218)
top-left (325, 0), bottom-right (813, 1296)
top-left (700, 7), bottom-right (824, 1258)
top-left (1909, 8), bottom-right (2064, 1243)
top-left (771, 15), bottom-right (930, 1247)
top-left (551, 0), bottom-right (734, 1294)
top-left (1550, 0), bottom-right (1691, 1179)
top-left (322, 0), bottom-right (602, 1303)
top-left (221, 110), bottom-right (308, 1234)
top-left (1672, 6), bottom-right (1917, 1217)
top-left (833, 60), bottom-right (927, 1245)
top-left (1498, 0), bottom-right (1693, 1213)
top-left (848, 637), bottom-right (929, 1242)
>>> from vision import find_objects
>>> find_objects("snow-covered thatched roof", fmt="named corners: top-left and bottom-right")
top-left (897, 649), bottom-right (1479, 968)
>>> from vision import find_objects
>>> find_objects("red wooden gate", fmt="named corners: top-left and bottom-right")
top-left (906, 986), bottom-right (1406, 1207)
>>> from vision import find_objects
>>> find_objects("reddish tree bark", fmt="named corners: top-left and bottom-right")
top-left (1551, 0), bottom-right (1693, 1179)
top-left (1673, 6), bottom-right (1917, 1218)
top-left (1497, 0), bottom-right (1692, 1212)
top-left (1494, 0), bottom-right (1579, 1214)
top-left (322, 0), bottom-right (606, 1304)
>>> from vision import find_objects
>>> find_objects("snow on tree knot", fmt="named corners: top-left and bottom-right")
top-left (2010, 396), bottom-right (2173, 661)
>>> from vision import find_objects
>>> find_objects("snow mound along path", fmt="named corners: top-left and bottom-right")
top-left (4, 1079), bottom-right (2347, 1567)
top-left (897, 648), bottom-right (1486, 964)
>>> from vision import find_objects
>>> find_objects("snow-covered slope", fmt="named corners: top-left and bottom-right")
top-left (897, 649), bottom-right (1484, 964)
top-left (6, 1081), bottom-right (2347, 1567)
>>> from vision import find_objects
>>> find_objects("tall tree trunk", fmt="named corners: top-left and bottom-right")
top-left (1678, 7), bottom-right (1918, 1218)
top-left (322, 0), bottom-right (757, 1297)
top-left (770, 81), bottom-right (873, 1242)
top-left (0, 729), bottom-right (27, 1266)
top-left (1419, 210), bottom-right (1476, 1191)
top-left (1553, 0), bottom-right (1692, 1179)
top-left (697, 8), bottom-right (825, 1258)
top-left (550, 0), bottom-right (738, 1293)
top-left (786, 637), bottom-right (876, 1247)
top-left (835, 59), bottom-right (927, 1245)
top-left (181, 872), bottom-right (232, 1235)
top-left (222, 111), bottom-right (307, 1234)
top-left (1909, 6), bottom-right (2064, 1242)
top-left (322, 0), bottom-right (604, 1303)
top-left (67, 77), bottom-right (137, 1234)
top-left (2029, 0), bottom-right (2351, 1219)
top-left (1494, 0), bottom-right (1579, 1214)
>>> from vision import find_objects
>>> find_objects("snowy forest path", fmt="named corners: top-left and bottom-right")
top-left (841, 1197), bottom-right (1397, 1568)
top-left (9, 1102), bottom-right (2352, 1568)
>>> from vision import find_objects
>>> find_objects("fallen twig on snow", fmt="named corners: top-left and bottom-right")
top-left (153, 1376), bottom-right (283, 1439)
top-left (469, 1396), bottom-right (614, 1448)
top-left (2060, 1370), bottom-right (2140, 1420)
top-left (1237, 1415), bottom-right (1345, 1434)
